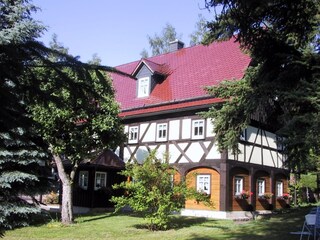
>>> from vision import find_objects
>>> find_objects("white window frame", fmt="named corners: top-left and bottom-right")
top-left (257, 179), bottom-right (265, 196)
top-left (234, 176), bottom-right (243, 196)
top-left (192, 119), bottom-right (205, 139)
top-left (196, 174), bottom-right (211, 195)
top-left (94, 171), bottom-right (107, 190)
top-left (128, 126), bottom-right (138, 144)
top-left (78, 171), bottom-right (88, 190)
top-left (156, 123), bottom-right (168, 142)
top-left (276, 181), bottom-right (283, 197)
top-left (138, 77), bottom-right (150, 98)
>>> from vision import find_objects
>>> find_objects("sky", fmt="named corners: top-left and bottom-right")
top-left (32, 0), bottom-right (213, 67)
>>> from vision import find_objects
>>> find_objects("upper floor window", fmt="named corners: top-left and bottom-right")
top-left (234, 176), bottom-right (243, 195)
top-left (276, 181), bottom-right (283, 197)
top-left (197, 174), bottom-right (211, 195)
top-left (138, 77), bottom-right (150, 98)
top-left (95, 172), bottom-right (107, 190)
top-left (156, 123), bottom-right (167, 142)
top-left (79, 171), bottom-right (88, 190)
top-left (240, 129), bottom-right (247, 141)
top-left (192, 119), bottom-right (205, 139)
top-left (128, 126), bottom-right (138, 144)
top-left (257, 179), bottom-right (265, 196)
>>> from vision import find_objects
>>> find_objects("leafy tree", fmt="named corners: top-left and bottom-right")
top-left (146, 23), bottom-right (182, 56)
top-left (189, 14), bottom-right (208, 46)
top-left (88, 53), bottom-right (102, 65)
top-left (27, 38), bottom-right (125, 225)
top-left (202, 0), bottom-right (320, 173)
top-left (0, 0), bottom-right (126, 229)
top-left (0, 0), bottom-right (50, 235)
top-left (139, 48), bottom-right (149, 59)
top-left (112, 150), bottom-right (213, 231)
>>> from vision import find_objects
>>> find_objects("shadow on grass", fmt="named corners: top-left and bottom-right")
top-left (185, 206), bottom-right (314, 240)
top-left (132, 216), bottom-right (209, 230)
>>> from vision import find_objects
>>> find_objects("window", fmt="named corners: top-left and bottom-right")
top-left (138, 77), bottom-right (150, 97)
top-left (276, 136), bottom-right (283, 151)
top-left (156, 123), bottom-right (167, 141)
top-left (78, 171), bottom-right (88, 190)
top-left (197, 174), bottom-right (211, 195)
top-left (276, 181), bottom-right (283, 197)
top-left (257, 179), bottom-right (265, 196)
top-left (234, 177), bottom-right (243, 195)
top-left (95, 172), bottom-right (107, 190)
top-left (128, 126), bottom-right (138, 143)
top-left (240, 129), bottom-right (247, 141)
top-left (192, 119), bottom-right (205, 139)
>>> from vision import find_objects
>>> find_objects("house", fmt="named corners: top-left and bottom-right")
top-left (55, 149), bottom-right (125, 209)
top-left (110, 39), bottom-right (289, 218)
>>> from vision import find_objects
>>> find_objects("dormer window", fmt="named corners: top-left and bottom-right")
top-left (138, 77), bottom-right (150, 98)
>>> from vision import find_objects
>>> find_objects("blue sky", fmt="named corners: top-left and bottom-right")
top-left (32, 0), bottom-right (213, 67)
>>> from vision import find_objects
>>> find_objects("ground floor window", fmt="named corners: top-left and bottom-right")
top-left (257, 179), bottom-right (265, 196)
top-left (79, 171), bottom-right (88, 190)
top-left (197, 174), bottom-right (211, 195)
top-left (234, 176), bottom-right (243, 195)
top-left (276, 181), bottom-right (283, 197)
top-left (95, 172), bottom-right (107, 190)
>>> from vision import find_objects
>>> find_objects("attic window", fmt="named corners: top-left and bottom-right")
top-left (138, 77), bottom-right (150, 98)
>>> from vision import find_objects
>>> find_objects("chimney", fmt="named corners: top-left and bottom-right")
top-left (169, 39), bottom-right (184, 52)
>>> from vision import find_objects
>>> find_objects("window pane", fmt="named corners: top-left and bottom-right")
top-left (235, 177), bottom-right (243, 195)
top-left (192, 120), bottom-right (205, 139)
top-left (95, 172), bottom-right (107, 190)
top-left (157, 123), bottom-right (167, 141)
top-left (197, 175), bottom-right (210, 194)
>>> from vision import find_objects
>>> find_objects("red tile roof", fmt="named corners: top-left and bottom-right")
top-left (111, 38), bottom-right (251, 117)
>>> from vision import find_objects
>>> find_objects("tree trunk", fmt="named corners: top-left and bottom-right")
top-left (61, 181), bottom-right (73, 224)
top-left (53, 154), bottom-right (74, 225)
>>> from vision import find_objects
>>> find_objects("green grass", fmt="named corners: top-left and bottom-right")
top-left (3, 206), bottom-right (315, 240)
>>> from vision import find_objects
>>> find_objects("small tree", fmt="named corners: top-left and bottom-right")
top-left (146, 23), bottom-right (182, 56)
top-left (112, 150), bottom-right (213, 230)
top-left (189, 14), bottom-right (208, 46)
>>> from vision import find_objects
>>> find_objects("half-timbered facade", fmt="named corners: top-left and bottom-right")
top-left (110, 39), bottom-right (289, 218)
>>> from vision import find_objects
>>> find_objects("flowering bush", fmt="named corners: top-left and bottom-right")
top-left (277, 193), bottom-right (290, 200)
top-left (195, 191), bottom-right (211, 203)
top-left (44, 191), bottom-right (59, 204)
top-left (259, 192), bottom-right (273, 199)
top-left (236, 190), bottom-right (253, 200)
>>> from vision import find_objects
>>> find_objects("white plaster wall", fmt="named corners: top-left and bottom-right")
top-left (263, 131), bottom-right (277, 149)
top-left (262, 149), bottom-right (275, 167)
top-left (169, 120), bottom-right (180, 140)
top-left (182, 119), bottom-right (191, 139)
top-left (206, 142), bottom-right (221, 160)
top-left (123, 147), bottom-right (132, 162)
top-left (168, 144), bottom-right (180, 164)
top-left (142, 122), bottom-right (156, 142)
top-left (206, 118), bottom-right (214, 137)
top-left (155, 145), bottom-right (167, 161)
top-left (249, 146), bottom-right (262, 165)
top-left (185, 142), bottom-right (203, 162)
top-left (247, 126), bottom-right (260, 144)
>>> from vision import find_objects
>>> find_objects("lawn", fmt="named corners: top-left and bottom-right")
top-left (3, 206), bottom-right (314, 240)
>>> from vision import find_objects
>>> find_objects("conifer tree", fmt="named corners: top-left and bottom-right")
top-left (202, 0), bottom-right (320, 173)
top-left (0, 0), bottom-right (49, 235)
